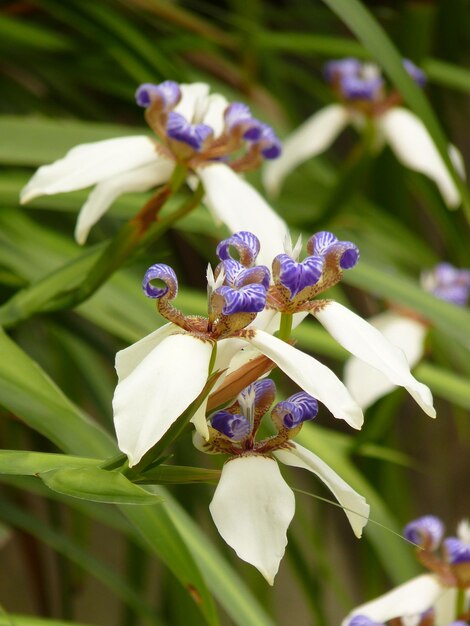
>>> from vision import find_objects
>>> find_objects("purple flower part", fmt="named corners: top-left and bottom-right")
top-left (274, 253), bottom-right (324, 298)
top-left (224, 103), bottom-right (262, 141)
top-left (135, 80), bottom-right (181, 109)
top-left (142, 263), bottom-right (178, 300)
top-left (324, 58), bottom-right (362, 83)
top-left (273, 392), bottom-right (318, 429)
top-left (339, 75), bottom-right (384, 101)
top-left (215, 283), bottom-right (267, 315)
top-left (403, 515), bottom-right (444, 550)
top-left (216, 231), bottom-right (261, 267)
top-left (422, 263), bottom-right (470, 306)
top-left (221, 259), bottom-right (270, 290)
top-left (255, 123), bottom-right (282, 160)
top-left (403, 59), bottom-right (426, 87)
top-left (307, 231), bottom-right (338, 256)
top-left (338, 244), bottom-right (360, 270)
top-left (211, 410), bottom-right (251, 441)
top-left (443, 537), bottom-right (470, 564)
top-left (166, 112), bottom-right (213, 151)
top-left (448, 622), bottom-right (469, 625)
top-left (252, 378), bottom-right (276, 408)
top-left (348, 617), bottom-right (385, 626)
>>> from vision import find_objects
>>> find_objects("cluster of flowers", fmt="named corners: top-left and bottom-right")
top-left (344, 516), bottom-right (470, 626)
top-left (264, 58), bottom-right (463, 208)
top-left (112, 229), bottom-right (436, 581)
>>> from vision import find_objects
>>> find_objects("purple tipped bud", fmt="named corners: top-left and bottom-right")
top-left (273, 253), bottom-right (324, 298)
top-left (339, 75), bottom-right (384, 101)
top-left (403, 59), bottom-right (426, 87)
top-left (224, 103), bottom-right (262, 140)
top-left (256, 123), bottom-right (282, 159)
top-left (272, 392), bottom-right (318, 429)
top-left (215, 283), bottom-right (267, 315)
top-left (217, 231), bottom-right (261, 267)
top-left (443, 537), bottom-right (470, 564)
top-left (135, 80), bottom-right (181, 110)
top-left (348, 617), bottom-right (384, 626)
top-left (307, 231), bottom-right (359, 270)
top-left (324, 58), bottom-right (362, 83)
top-left (421, 263), bottom-right (470, 306)
top-left (340, 245), bottom-right (360, 269)
top-left (166, 112), bottom-right (213, 151)
top-left (211, 410), bottom-right (251, 441)
top-left (403, 515), bottom-right (444, 550)
top-left (221, 259), bottom-right (270, 290)
top-left (142, 263), bottom-right (178, 300)
top-left (307, 231), bottom-right (338, 256)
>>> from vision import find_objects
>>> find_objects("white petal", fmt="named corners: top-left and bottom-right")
top-left (245, 329), bottom-right (364, 429)
top-left (202, 94), bottom-right (229, 138)
top-left (20, 136), bottom-right (159, 203)
top-left (197, 163), bottom-right (289, 267)
top-left (434, 588), bottom-right (459, 626)
top-left (343, 312), bottom-right (428, 411)
top-left (379, 108), bottom-right (463, 208)
top-left (341, 574), bottom-right (444, 626)
top-left (209, 455), bottom-right (295, 584)
top-left (190, 396), bottom-right (210, 440)
top-left (175, 82), bottom-right (210, 123)
top-left (75, 157), bottom-right (175, 244)
top-left (262, 104), bottom-right (350, 196)
top-left (115, 322), bottom-right (177, 380)
top-left (113, 332), bottom-right (213, 466)
top-left (313, 302), bottom-right (435, 418)
top-left (274, 442), bottom-right (369, 537)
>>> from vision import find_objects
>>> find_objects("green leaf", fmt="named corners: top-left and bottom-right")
top-left (319, 0), bottom-right (470, 212)
top-left (0, 451), bottom-right (101, 476)
top-left (136, 464), bottom-right (220, 485)
top-left (39, 467), bottom-right (164, 505)
top-left (0, 616), bottom-right (94, 626)
top-left (0, 328), bottom-right (115, 457)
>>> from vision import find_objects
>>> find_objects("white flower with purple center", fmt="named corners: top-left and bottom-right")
top-left (193, 379), bottom-right (369, 584)
top-left (265, 230), bottom-right (435, 418)
top-left (342, 516), bottom-right (470, 626)
top-left (20, 80), bottom-right (287, 264)
top-left (113, 231), bottom-right (364, 467)
top-left (263, 58), bottom-right (464, 208)
top-left (344, 262), bottom-right (470, 412)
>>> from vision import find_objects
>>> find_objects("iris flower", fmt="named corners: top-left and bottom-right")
top-left (344, 263), bottom-right (470, 411)
top-left (342, 516), bottom-right (470, 626)
top-left (193, 378), bottom-right (369, 584)
top-left (20, 80), bottom-right (287, 266)
top-left (263, 59), bottom-right (464, 207)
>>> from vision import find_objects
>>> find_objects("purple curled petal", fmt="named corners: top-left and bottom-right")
top-left (285, 391), bottom-right (318, 421)
top-left (252, 378), bottom-right (276, 410)
top-left (224, 103), bottom-right (262, 141)
top-left (136, 80), bottom-right (181, 110)
top-left (215, 284), bottom-right (267, 315)
top-left (443, 537), bottom-right (470, 564)
top-left (323, 58), bottom-right (361, 83)
top-left (403, 59), bottom-right (426, 87)
top-left (216, 231), bottom-right (261, 267)
top-left (275, 253), bottom-right (324, 298)
top-left (338, 244), bottom-right (360, 269)
top-left (166, 112), bottom-right (213, 151)
top-left (254, 123), bottom-right (282, 160)
top-left (211, 410), bottom-right (251, 441)
top-left (340, 75), bottom-right (384, 101)
top-left (348, 616), bottom-right (384, 626)
top-left (142, 263), bottom-right (178, 300)
top-left (403, 515), bottom-right (444, 550)
top-left (422, 263), bottom-right (470, 305)
top-left (272, 391), bottom-right (318, 429)
top-left (307, 231), bottom-right (338, 256)
top-left (220, 259), bottom-right (270, 290)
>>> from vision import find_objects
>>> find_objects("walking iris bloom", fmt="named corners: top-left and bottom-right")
top-left (193, 379), bottom-right (369, 584)
top-left (112, 231), bottom-right (365, 467)
top-left (263, 58), bottom-right (464, 207)
top-left (20, 80), bottom-right (287, 265)
top-left (265, 231), bottom-right (435, 418)
top-left (344, 263), bottom-right (470, 411)
top-left (342, 516), bottom-right (470, 626)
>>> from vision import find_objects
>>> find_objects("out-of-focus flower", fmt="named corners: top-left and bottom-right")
top-left (193, 379), bottom-right (369, 584)
top-left (344, 262), bottom-right (470, 411)
top-left (263, 59), bottom-right (464, 207)
top-left (265, 231), bottom-right (435, 418)
top-left (20, 81), bottom-right (287, 265)
top-left (112, 231), bottom-right (364, 467)
top-left (342, 516), bottom-right (470, 626)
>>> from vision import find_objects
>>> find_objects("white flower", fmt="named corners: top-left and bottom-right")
top-left (263, 60), bottom-right (464, 208)
top-left (20, 81), bottom-right (288, 267)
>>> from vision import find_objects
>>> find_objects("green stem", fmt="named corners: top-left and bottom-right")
top-left (277, 312), bottom-right (293, 342)
top-left (456, 588), bottom-right (466, 620)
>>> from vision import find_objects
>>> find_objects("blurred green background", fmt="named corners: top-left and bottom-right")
top-left (0, 0), bottom-right (469, 625)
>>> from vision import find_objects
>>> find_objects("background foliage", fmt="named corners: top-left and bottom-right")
top-left (0, 0), bottom-right (469, 624)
